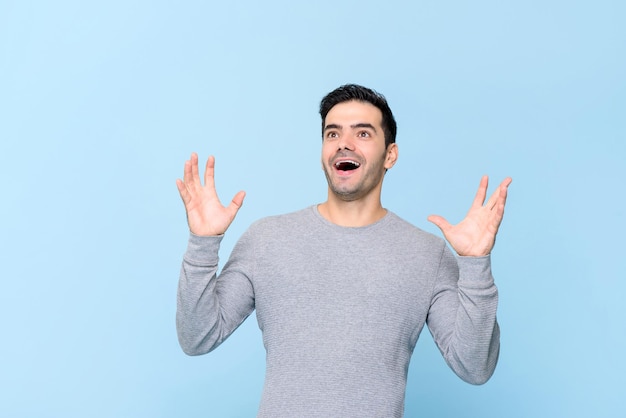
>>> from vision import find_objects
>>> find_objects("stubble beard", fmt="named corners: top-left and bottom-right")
top-left (323, 154), bottom-right (387, 202)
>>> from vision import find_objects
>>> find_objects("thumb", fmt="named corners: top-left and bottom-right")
top-left (227, 190), bottom-right (246, 215)
top-left (427, 214), bottom-right (451, 233)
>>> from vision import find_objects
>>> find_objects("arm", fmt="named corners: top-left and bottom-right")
top-left (175, 153), bottom-right (251, 355)
top-left (176, 232), bottom-right (255, 355)
top-left (427, 247), bottom-right (499, 385)
top-left (426, 176), bottom-right (511, 383)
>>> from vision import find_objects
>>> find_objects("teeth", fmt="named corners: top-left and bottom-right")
top-left (334, 160), bottom-right (361, 168)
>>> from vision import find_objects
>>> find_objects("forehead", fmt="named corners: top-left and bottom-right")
top-left (325, 100), bottom-right (383, 127)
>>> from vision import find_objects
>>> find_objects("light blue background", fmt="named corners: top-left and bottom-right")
top-left (1, 1), bottom-right (624, 417)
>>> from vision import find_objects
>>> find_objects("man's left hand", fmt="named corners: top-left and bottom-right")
top-left (428, 176), bottom-right (512, 257)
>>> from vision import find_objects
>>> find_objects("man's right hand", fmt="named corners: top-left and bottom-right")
top-left (176, 153), bottom-right (246, 236)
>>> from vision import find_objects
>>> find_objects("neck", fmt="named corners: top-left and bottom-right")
top-left (317, 193), bottom-right (387, 227)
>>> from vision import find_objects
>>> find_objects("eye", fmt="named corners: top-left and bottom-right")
top-left (357, 130), bottom-right (371, 138)
top-left (326, 131), bottom-right (339, 139)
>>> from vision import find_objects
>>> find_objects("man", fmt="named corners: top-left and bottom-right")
top-left (176, 84), bottom-right (512, 417)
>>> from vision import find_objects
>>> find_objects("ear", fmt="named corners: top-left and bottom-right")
top-left (384, 143), bottom-right (398, 170)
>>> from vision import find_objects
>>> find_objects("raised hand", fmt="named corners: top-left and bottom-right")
top-left (176, 153), bottom-right (246, 236)
top-left (427, 176), bottom-right (512, 257)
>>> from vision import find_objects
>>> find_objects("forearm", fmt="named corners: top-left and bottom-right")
top-left (176, 232), bottom-right (256, 356)
top-left (447, 256), bottom-right (500, 384)
top-left (428, 251), bottom-right (500, 385)
top-left (176, 234), bottom-right (225, 355)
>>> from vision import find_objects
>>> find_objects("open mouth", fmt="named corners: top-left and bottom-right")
top-left (334, 160), bottom-right (361, 171)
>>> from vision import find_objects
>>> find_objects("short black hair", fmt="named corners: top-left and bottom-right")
top-left (319, 84), bottom-right (397, 147)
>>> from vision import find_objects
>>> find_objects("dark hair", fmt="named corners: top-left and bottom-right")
top-left (319, 84), bottom-right (397, 147)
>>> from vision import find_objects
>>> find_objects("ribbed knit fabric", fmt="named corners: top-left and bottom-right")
top-left (177, 206), bottom-right (499, 417)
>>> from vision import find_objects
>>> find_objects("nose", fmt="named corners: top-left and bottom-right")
top-left (337, 134), bottom-right (355, 151)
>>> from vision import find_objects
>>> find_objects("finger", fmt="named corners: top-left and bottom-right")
top-left (427, 214), bottom-right (451, 233)
top-left (189, 152), bottom-right (201, 188)
top-left (228, 190), bottom-right (246, 213)
top-left (501, 177), bottom-right (513, 193)
top-left (224, 190), bottom-right (246, 224)
top-left (204, 155), bottom-right (216, 191)
top-left (183, 153), bottom-right (199, 190)
top-left (176, 178), bottom-right (190, 204)
top-left (494, 177), bottom-right (512, 217)
top-left (485, 179), bottom-right (512, 234)
top-left (487, 177), bottom-right (512, 211)
top-left (182, 157), bottom-right (193, 186)
top-left (472, 175), bottom-right (489, 208)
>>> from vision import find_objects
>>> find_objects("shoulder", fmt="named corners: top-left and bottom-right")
top-left (384, 211), bottom-right (447, 251)
top-left (382, 212), bottom-right (459, 274)
top-left (245, 206), bottom-right (316, 235)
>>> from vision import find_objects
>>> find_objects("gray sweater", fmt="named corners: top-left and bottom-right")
top-left (177, 206), bottom-right (499, 417)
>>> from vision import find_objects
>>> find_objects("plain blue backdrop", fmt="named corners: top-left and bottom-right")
top-left (1, 1), bottom-right (624, 417)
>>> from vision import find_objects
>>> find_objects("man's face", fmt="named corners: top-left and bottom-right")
top-left (321, 100), bottom-right (397, 201)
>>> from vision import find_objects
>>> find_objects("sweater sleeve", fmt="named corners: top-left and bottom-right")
top-left (426, 245), bottom-right (500, 385)
top-left (176, 231), bottom-right (255, 356)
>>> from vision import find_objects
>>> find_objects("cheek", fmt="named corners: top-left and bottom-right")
top-left (321, 144), bottom-right (333, 163)
top-left (321, 151), bottom-right (329, 170)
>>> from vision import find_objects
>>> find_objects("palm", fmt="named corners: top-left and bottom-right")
top-left (176, 153), bottom-right (245, 236)
top-left (428, 176), bottom-right (512, 257)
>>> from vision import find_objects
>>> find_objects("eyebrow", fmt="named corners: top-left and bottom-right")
top-left (352, 123), bottom-right (377, 132)
top-left (323, 123), bottom-right (378, 132)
